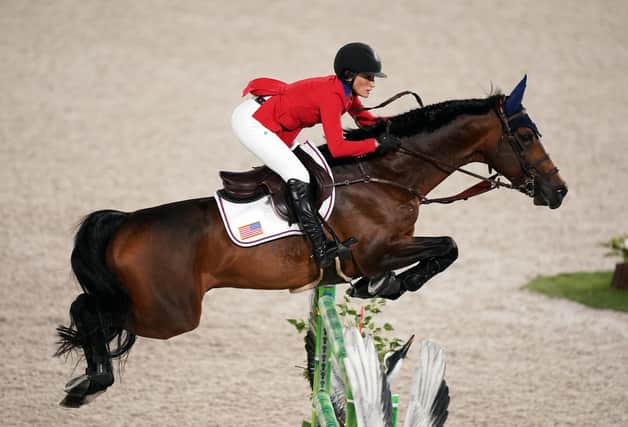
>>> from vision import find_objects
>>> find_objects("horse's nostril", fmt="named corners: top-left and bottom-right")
top-left (555, 186), bottom-right (568, 199)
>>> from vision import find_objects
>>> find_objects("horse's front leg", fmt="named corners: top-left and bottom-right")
top-left (349, 236), bottom-right (458, 300)
top-left (396, 236), bottom-right (458, 291)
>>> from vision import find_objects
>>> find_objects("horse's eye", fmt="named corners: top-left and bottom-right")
top-left (521, 132), bottom-right (534, 142)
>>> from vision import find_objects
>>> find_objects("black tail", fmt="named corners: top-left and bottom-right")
top-left (55, 209), bottom-right (136, 360)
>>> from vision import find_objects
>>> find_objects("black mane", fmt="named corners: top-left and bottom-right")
top-left (315, 94), bottom-right (502, 168)
top-left (344, 94), bottom-right (502, 141)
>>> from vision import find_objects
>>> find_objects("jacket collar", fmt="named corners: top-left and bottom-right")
top-left (341, 79), bottom-right (351, 97)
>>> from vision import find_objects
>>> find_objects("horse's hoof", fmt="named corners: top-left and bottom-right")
top-left (60, 389), bottom-right (106, 408)
top-left (64, 374), bottom-right (90, 393)
top-left (348, 273), bottom-right (405, 300)
top-left (60, 372), bottom-right (112, 408)
top-left (60, 394), bottom-right (84, 408)
top-left (60, 375), bottom-right (90, 408)
top-left (346, 277), bottom-right (370, 299)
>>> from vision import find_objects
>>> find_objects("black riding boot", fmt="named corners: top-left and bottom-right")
top-left (287, 179), bottom-right (337, 268)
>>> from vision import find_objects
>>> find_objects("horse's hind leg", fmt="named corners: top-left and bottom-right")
top-left (59, 294), bottom-right (114, 408)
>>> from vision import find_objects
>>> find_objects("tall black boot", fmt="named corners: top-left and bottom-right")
top-left (287, 179), bottom-right (337, 268)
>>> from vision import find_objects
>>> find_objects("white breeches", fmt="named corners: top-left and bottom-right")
top-left (231, 98), bottom-right (310, 183)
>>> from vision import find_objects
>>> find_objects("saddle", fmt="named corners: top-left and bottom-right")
top-left (218, 146), bottom-right (333, 223)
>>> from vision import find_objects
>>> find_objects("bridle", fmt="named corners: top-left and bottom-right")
top-left (494, 97), bottom-right (560, 197)
top-left (333, 94), bottom-right (558, 204)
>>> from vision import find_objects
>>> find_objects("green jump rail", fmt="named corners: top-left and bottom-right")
top-left (307, 285), bottom-right (398, 427)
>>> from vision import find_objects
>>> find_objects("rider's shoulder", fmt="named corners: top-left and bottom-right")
top-left (289, 75), bottom-right (343, 91)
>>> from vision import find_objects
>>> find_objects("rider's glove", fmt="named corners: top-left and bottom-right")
top-left (375, 133), bottom-right (401, 154)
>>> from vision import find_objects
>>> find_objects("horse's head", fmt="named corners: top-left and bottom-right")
top-left (487, 76), bottom-right (568, 209)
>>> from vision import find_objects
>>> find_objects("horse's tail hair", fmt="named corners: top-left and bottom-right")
top-left (55, 209), bottom-right (136, 360)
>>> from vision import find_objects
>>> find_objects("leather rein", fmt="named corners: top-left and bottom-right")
top-left (333, 93), bottom-right (555, 205)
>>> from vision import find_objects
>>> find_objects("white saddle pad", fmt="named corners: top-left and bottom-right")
top-left (215, 141), bottom-right (335, 248)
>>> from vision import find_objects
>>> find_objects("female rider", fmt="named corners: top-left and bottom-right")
top-left (231, 42), bottom-right (401, 269)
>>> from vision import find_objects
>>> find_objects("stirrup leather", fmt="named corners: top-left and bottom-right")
top-left (290, 237), bottom-right (358, 293)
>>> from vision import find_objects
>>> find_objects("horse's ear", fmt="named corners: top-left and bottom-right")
top-left (504, 74), bottom-right (527, 115)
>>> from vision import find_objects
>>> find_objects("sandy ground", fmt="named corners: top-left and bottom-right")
top-left (1, 1), bottom-right (628, 426)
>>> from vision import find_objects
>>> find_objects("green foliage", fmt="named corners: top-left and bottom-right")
top-left (286, 295), bottom-right (404, 361)
top-left (336, 295), bottom-right (403, 361)
top-left (287, 318), bottom-right (307, 333)
top-left (600, 234), bottom-right (628, 263)
top-left (526, 271), bottom-right (628, 312)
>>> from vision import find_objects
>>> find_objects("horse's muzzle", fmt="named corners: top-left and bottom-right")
top-left (534, 181), bottom-right (568, 209)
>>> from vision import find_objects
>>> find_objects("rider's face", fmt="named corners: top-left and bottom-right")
top-left (352, 73), bottom-right (376, 98)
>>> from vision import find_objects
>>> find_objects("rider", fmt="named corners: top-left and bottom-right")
top-left (231, 42), bottom-right (402, 269)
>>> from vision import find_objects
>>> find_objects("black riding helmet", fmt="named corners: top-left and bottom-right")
top-left (334, 42), bottom-right (387, 79)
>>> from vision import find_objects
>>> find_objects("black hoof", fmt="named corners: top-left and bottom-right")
top-left (347, 272), bottom-right (406, 300)
top-left (60, 372), bottom-right (112, 408)
top-left (346, 277), bottom-right (371, 299)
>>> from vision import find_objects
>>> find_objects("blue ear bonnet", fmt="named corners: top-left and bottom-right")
top-left (504, 75), bottom-right (526, 115)
top-left (504, 75), bottom-right (542, 136)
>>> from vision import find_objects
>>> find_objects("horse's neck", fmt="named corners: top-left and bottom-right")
top-left (385, 112), bottom-right (500, 196)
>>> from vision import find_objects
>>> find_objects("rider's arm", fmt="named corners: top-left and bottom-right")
top-left (320, 94), bottom-right (377, 158)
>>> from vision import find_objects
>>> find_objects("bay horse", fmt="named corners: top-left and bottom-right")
top-left (55, 76), bottom-right (567, 407)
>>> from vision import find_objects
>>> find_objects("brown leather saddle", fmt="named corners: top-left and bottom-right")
top-left (218, 146), bottom-right (333, 223)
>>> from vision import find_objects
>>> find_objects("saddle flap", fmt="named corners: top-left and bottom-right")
top-left (294, 147), bottom-right (333, 206)
top-left (215, 142), bottom-right (336, 248)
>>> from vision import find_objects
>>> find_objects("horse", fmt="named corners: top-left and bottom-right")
top-left (55, 76), bottom-right (567, 407)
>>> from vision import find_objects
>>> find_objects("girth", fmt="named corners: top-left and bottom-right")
top-left (218, 146), bottom-right (333, 223)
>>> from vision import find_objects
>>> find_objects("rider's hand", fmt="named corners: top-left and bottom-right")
top-left (375, 133), bottom-right (401, 154)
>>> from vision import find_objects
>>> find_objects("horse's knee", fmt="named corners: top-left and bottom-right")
top-left (431, 236), bottom-right (457, 264)
top-left (443, 237), bottom-right (458, 262)
top-left (399, 237), bottom-right (457, 293)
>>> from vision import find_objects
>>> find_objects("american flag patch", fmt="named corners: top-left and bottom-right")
top-left (238, 221), bottom-right (263, 240)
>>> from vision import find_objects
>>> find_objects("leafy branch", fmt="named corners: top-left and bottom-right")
top-left (287, 295), bottom-right (403, 361)
top-left (336, 295), bottom-right (403, 361)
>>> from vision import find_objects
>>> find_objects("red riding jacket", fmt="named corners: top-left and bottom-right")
top-left (242, 75), bottom-right (379, 157)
